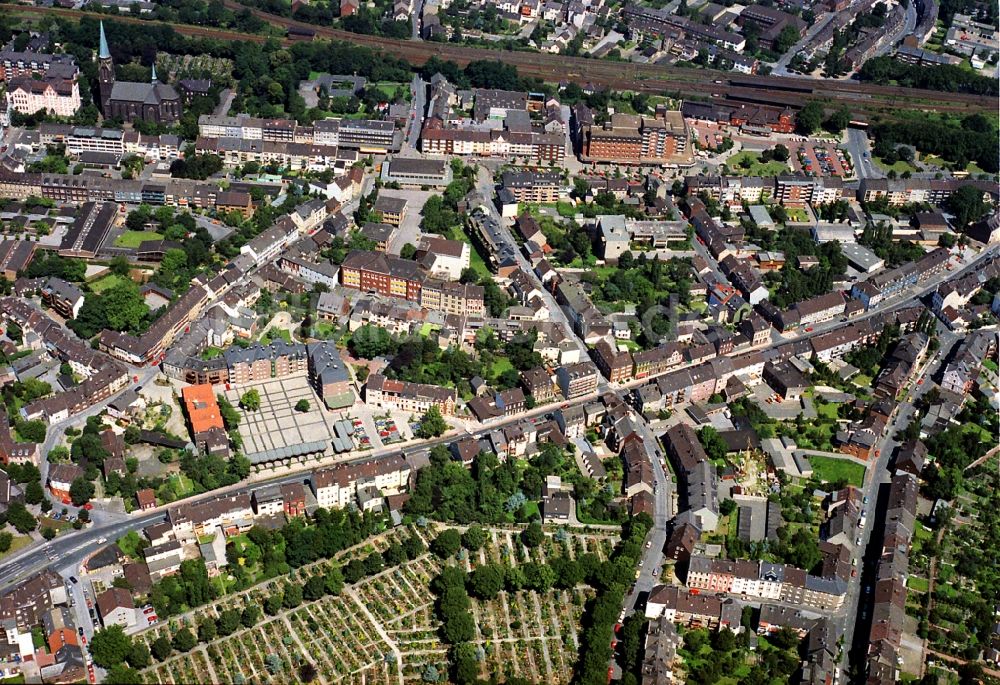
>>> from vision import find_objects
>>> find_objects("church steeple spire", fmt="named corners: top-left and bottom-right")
top-left (97, 22), bottom-right (115, 117)
top-left (151, 63), bottom-right (157, 83)
top-left (98, 21), bottom-right (110, 60)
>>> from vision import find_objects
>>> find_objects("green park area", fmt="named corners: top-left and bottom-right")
top-left (727, 151), bottom-right (790, 177)
top-left (115, 230), bottom-right (163, 248)
top-left (89, 274), bottom-right (127, 293)
top-left (808, 455), bottom-right (866, 487)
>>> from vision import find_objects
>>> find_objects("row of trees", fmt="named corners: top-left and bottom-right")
top-left (148, 506), bottom-right (385, 617)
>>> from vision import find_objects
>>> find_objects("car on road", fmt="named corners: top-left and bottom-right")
top-left (78, 627), bottom-right (84, 636)
top-left (69, 576), bottom-right (78, 584)
top-left (856, 536), bottom-right (862, 545)
top-left (645, 541), bottom-right (651, 549)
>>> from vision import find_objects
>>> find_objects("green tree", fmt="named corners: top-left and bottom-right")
top-left (521, 521), bottom-right (544, 548)
top-left (217, 609), bottom-right (241, 636)
top-left (104, 664), bottom-right (142, 685)
top-left (431, 529), bottom-right (462, 558)
top-left (197, 618), bottom-right (217, 642)
top-left (324, 566), bottom-right (345, 596)
top-left (796, 101), bottom-right (824, 134)
top-left (239, 389), bottom-right (261, 411)
top-left (416, 405), bottom-right (448, 439)
top-left (89, 625), bottom-right (133, 668)
top-left (126, 642), bottom-right (151, 669)
top-left (69, 477), bottom-right (95, 507)
top-left (24, 480), bottom-right (44, 505)
top-left (294, 399), bottom-right (310, 412)
top-left (460, 525), bottom-right (487, 551)
top-left (947, 184), bottom-right (989, 231)
top-left (150, 636), bottom-right (172, 661)
top-left (467, 564), bottom-right (505, 599)
top-left (348, 324), bottom-right (396, 359)
top-left (172, 628), bottom-right (196, 653)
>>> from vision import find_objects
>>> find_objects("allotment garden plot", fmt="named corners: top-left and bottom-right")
top-left (137, 525), bottom-right (616, 684)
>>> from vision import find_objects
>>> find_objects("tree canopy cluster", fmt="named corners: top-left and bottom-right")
top-left (859, 222), bottom-right (925, 267)
top-left (859, 56), bottom-right (998, 96)
top-left (871, 113), bottom-right (998, 174)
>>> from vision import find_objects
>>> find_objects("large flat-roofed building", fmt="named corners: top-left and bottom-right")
top-left (58, 201), bottom-right (118, 258)
top-left (580, 109), bottom-right (692, 166)
top-left (379, 157), bottom-right (452, 187)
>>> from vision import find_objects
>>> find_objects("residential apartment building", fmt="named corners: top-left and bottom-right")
top-left (420, 126), bottom-right (565, 163)
top-left (664, 423), bottom-right (720, 532)
top-left (500, 170), bottom-right (563, 203)
top-left (556, 362), bottom-right (599, 399)
top-left (168, 493), bottom-right (254, 539)
top-left (311, 455), bottom-right (411, 510)
top-left (4, 71), bottom-right (81, 120)
top-left (199, 114), bottom-right (398, 153)
top-left (223, 341), bottom-right (308, 385)
top-left (685, 554), bottom-right (847, 611)
top-left (364, 374), bottom-right (457, 415)
top-left (579, 109), bottom-right (692, 166)
top-left (644, 585), bottom-right (741, 631)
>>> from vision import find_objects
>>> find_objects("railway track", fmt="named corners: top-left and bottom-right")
top-left (12, 2), bottom-right (993, 114)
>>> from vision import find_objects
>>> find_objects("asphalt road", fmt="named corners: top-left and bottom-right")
top-left (842, 330), bottom-right (952, 674)
top-left (845, 128), bottom-right (881, 180)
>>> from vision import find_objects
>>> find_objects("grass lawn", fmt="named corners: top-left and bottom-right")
top-left (373, 81), bottom-right (408, 101)
top-left (448, 226), bottom-right (491, 278)
top-left (784, 207), bottom-right (810, 222)
top-left (873, 157), bottom-right (918, 175)
top-left (114, 230), bottom-right (163, 248)
top-left (261, 328), bottom-right (292, 344)
top-left (852, 373), bottom-right (873, 388)
top-left (0, 675), bottom-right (26, 684)
top-left (0, 534), bottom-right (32, 560)
top-left (167, 473), bottom-right (195, 500)
top-left (727, 151), bottom-right (789, 177)
top-left (89, 274), bottom-right (127, 293)
top-left (312, 321), bottom-right (338, 339)
top-left (809, 455), bottom-right (866, 487)
top-left (418, 322), bottom-right (441, 337)
top-left (907, 576), bottom-right (930, 593)
top-left (201, 346), bottom-right (224, 360)
top-left (490, 357), bottom-right (514, 379)
top-left (816, 402), bottom-right (839, 420)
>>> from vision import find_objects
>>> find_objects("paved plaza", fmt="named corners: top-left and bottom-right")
top-left (223, 375), bottom-right (334, 464)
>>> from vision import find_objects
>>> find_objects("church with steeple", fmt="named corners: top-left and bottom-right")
top-left (97, 22), bottom-right (182, 125)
